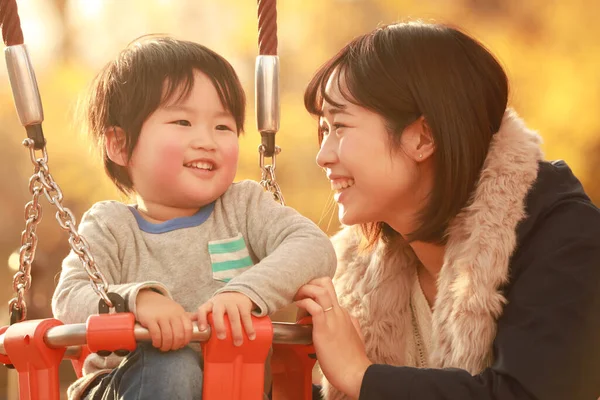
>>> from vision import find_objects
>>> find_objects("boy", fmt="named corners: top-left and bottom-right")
top-left (52, 36), bottom-right (336, 400)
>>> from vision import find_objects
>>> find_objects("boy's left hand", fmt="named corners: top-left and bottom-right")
top-left (195, 292), bottom-right (256, 346)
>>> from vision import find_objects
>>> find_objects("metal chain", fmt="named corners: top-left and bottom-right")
top-left (8, 139), bottom-right (113, 323)
top-left (258, 144), bottom-right (284, 205)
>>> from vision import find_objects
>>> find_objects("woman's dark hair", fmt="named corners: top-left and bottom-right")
top-left (305, 22), bottom-right (508, 246)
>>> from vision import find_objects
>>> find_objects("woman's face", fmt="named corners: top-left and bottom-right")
top-left (316, 75), bottom-right (433, 233)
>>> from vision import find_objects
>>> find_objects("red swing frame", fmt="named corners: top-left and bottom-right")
top-left (1, 314), bottom-right (317, 400)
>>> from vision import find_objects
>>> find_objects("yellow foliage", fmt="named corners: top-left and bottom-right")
top-left (0, 0), bottom-right (599, 346)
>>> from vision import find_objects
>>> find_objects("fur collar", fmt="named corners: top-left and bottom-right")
top-left (322, 109), bottom-right (544, 399)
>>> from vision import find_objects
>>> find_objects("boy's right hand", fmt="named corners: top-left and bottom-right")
top-left (136, 289), bottom-right (193, 351)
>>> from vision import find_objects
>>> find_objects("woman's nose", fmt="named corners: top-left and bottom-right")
top-left (316, 135), bottom-right (338, 168)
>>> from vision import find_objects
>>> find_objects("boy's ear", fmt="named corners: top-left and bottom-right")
top-left (105, 127), bottom-right (129, 167)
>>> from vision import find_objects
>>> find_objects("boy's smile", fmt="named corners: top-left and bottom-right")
top-left (127, 69), bottom-right (240, 222)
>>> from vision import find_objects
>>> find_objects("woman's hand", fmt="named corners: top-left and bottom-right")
top-left (294, 277), bottom-right (372, 399)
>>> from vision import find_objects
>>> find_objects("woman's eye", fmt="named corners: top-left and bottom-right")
top-left (216, 124), bottom-right (235, 132)
top-left (172, 120), bottom-right (191, 127)
top-left (319, 126), bottom-right (330, 136)
top-left (332, 123), bottom-right (347, 130)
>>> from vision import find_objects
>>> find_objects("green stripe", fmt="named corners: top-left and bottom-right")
top-left (211, 256), bottom-right (253, 272)
top-left (208, 238), bottom-right (246, 254)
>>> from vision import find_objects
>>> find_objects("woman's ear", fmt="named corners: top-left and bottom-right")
top-left (105, 127), bottom-right (129, 167)
top-left (402, 116), bottom-right (435, 162)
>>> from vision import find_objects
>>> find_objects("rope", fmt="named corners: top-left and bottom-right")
top-left (0, 0), bottom-right (24, 46)
top-left (257, 0), bottom-right (277, 56)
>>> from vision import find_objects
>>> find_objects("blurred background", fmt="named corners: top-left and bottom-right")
top-left (1, 0), bottom-right (599, 398)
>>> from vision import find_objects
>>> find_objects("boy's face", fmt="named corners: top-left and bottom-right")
top-left (128, 70), bottom-right (239, 216)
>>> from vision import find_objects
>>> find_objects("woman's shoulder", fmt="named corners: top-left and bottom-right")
top-left (514, 160), bottom-right (600, 267)
top-left (520, 160), bottom-right (600, 234)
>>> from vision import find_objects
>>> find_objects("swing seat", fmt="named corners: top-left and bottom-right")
top-left (1, 313), bottom-right (317, 400)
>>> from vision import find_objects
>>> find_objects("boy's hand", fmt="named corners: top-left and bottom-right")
top-left (195, 292), bottom-right (256, 346)
top-left (136, 289), bottom-right (193, 352)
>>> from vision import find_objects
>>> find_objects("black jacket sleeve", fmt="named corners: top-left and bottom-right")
top-left (359, 200), bottom-right (600, 400)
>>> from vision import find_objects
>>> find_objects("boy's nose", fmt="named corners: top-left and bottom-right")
top-left (190, 129), bottom-right (217, 150)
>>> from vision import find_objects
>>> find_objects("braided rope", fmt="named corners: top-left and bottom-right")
top-left (0, 0), bottom-right (24, 46)
top-left (257, 0), bottom-right (277, 56)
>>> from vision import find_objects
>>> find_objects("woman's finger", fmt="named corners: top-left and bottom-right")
top-left (309, 277), bottom-right (339, 304)
top-left (295, 283), bottom-right (336, 311)
top-left (294, 298), bottom-right (332, 325)
top-left (350, 316), bottom-right (365, 342)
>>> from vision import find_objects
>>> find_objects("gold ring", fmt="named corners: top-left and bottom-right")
top-left (323, 306), bottom-right (334, 312)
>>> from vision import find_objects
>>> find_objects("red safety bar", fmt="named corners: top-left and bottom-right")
top-left (2, 314), bottom-right (316, 400)
top-left (271, 317), bottom-right (317, 400)
top-left (3, 318), bottom-right (66, 400)
top-left (202, 314), bottom-right (273, 399)
top-left (0, 326), bottom-right (12, 366)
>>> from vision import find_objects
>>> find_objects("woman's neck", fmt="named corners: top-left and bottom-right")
top-left (408, 240), bottom-right (445, 308)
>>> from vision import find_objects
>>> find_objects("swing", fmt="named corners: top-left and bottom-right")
top-left (0, 0), bottom-right (317, 399)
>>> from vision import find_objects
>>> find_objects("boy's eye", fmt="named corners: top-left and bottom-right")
top-left (172, 120), bottom-right (191, 127)
top-left (216, 124), bottom-right (235, 132)
top-left (332, 123), bottom-right (347, 130)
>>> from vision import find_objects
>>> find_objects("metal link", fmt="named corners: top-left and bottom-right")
top-left (258, 144), bottom-right (285, 205)
top-left (8, 139), bottom-right (113, 323)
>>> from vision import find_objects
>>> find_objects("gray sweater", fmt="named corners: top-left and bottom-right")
top-left (52, 180), bottom-right (336, 398)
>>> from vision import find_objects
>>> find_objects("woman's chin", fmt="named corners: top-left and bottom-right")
top-left (338, 208), bottom-right (363, 226)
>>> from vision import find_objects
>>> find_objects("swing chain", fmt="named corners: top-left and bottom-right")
top-left (8, 143), bottom-right (46, 322)
top-left (8, 139), bottom-right (114, 323)
top-left (258, 144), bottom-right (285, 205)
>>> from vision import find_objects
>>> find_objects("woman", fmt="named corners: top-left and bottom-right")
top-left (294, 22), bottom-right (600, 400)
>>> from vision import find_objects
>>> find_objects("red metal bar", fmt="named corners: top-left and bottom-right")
top-left (202, 315), bottom-right (273, 400)
top-left (271, 317), bottom-right (316, 400)
top-left (3, 319), bottom-right (66, 400)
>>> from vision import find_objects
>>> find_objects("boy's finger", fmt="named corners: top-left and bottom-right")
top-left (226, 305), bottom-right (244, 346)
top-left (171, 318), bottom-right (185, 350)
top-left (196, 303), bottom-right (213, 332)
top-left (157, 318), bottom-right (173, 352)
top-left (212, 303), bottom-right (227, 340)
top-left (147, 321), bottom-right (161, 349)
top-left (182, 316), bottom-right (193, 345)
top-left (240, 309), bottom-right (256, 340)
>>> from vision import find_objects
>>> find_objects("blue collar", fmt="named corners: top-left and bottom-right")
top-left (128, 202), bottom-right (215, 233)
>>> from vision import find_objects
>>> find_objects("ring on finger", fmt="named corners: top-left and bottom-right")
top-left (323, 306), bottom-right (334, 312)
